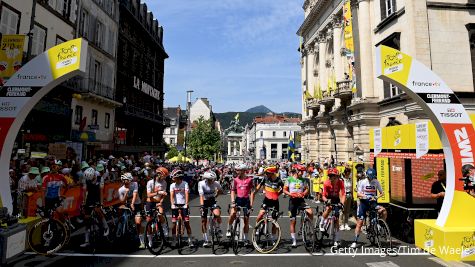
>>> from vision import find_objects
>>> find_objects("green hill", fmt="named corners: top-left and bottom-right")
top-left (215, 111), bottom-right (301, 130)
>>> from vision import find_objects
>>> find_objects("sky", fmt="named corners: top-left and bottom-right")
top-left (148, 0), bottom-right (303, 113)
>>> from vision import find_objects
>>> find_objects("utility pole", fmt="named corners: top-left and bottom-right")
top-left (26, 0), bottom-right (37, 61)
top-left (184, 90), bottom-right (193, 157)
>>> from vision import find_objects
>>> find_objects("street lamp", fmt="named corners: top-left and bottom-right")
top-left (184, 90), bottom-right (193, 157)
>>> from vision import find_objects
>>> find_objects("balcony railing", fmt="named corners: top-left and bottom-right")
top-left (123, 103), bottom-right (164, 124)
top-left (318, 90), bottom-right (335, 105)
top-left (63, 77), bottom-right (115, 100)
top-left (334, 80), bottom-right (352, 98)
top-left (305, 98), bottom-right (319, 109)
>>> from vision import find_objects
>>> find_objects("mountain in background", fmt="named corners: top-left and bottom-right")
top-left (215, 106), bottom-right (301, 130)
top-left (245, 105), bottom-right (273, 113)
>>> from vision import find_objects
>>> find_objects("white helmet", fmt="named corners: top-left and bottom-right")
top-left (84, 167), bottom-right (96, 181)
top-left (121, 172), bottom-right (133, 181)
top-left (203, 171), bottom-right (217, 180)
top-left (235, 163), bottom-right (248, 171)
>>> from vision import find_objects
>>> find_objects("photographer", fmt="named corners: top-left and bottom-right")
top-left (461, 164), bottom-right (475, 197)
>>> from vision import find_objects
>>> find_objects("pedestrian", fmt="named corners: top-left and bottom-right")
top-left (339, 167), bottom-right (353, 231)
top-left (430, 170), bottom-right (446, 214)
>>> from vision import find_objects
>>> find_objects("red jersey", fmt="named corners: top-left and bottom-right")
top-left (322, 179), bottom-right (344, 201)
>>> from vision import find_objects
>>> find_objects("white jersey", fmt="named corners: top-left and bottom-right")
top-left (146, 179), bottom-right (167, 201)
top-left (357, 178), bottom-right (382, 199)
top-left (118, 182), bottom-right (141, 204)
top-left (170, 181), bottom-right (189, 205)
top-left (198, 180), bottom-right (222, 200)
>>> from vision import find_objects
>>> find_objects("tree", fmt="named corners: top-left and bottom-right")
top-left (188, 116), bottom-right (221, 160)
top-left (166, 146), bottom-right (179, 159)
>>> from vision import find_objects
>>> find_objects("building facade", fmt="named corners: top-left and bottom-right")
top-left (115, 0), bottom-right (169, 155)
top-left (189, 98), bottom-right (214, 123)
top-left (248, 115), bottom-right (301, 161)
top-left (298, 0), bottom-right (475, 164)
top-left (163, 106), bottom-right (187, 148)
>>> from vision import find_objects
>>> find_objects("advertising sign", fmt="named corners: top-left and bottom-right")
top-left (376, 157), bottom-right (390, 203)
top-left (374, 128), bottom-right (382, 156)
top-left (0, 35), bottom-right (25, 83)
top-left (0, 39), bottom-right (87, 214)
top-left (416, 122), bottom-right (429, 158)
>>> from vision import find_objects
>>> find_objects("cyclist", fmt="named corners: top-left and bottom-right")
top-left (118, 172), bottom-right (144, 248)
top-left (255, 165), bottom-right (284, 242)
top-left (284, 164), bottom-right (313, 248)
top-left (226, 163), bottom-right (255, 245)
top-left (320, 167), bottom-right (346, 247)
top-left (42, 160), bottom-right (68, 213)
top-left (198, 171), bottom-right (223, 247)
top-left (350, 168), bottom-right (386, 249)
top-left (145, 167), bottom-right (169, 248)
top-left (80, 167), bottom-right (109, 248)
top-left (169, 169), bottom-right (193, 247)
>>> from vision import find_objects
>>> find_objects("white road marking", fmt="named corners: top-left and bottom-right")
top-left (24, 252), bottom-right (430, 258)
top-left (428, 257), bottom-right (475, 267)
top-left (366, 261), bottom-right (400, 267)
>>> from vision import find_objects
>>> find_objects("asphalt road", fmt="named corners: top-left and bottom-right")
top-left (7, 190), bottom-right (475, 267)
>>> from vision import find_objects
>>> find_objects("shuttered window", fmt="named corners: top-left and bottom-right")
top-left (380, 0), bottom-right (397, 20)
top-left (0, 5), bottom-right (20, 34)
top-left (31, 24), bottom-right (47, 56)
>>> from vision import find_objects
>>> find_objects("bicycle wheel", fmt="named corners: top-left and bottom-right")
top-left (145, 219), bottom-right (165, 255)
top-left (375, 219), bottom-right (392, 251)
top-left (252, 218), bottom-right (281, 254)
top-left (232, 217), bottom-right (241, 255)
top-left (209, 218), bottom-right (217, 253)
top-left (302, 218), bottom-right (314, 253)
top-left (176, 218), bottom-right (183, 252)
top-left (28, 218), bottom-right (68, 255)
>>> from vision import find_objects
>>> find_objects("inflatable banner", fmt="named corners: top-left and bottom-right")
top-left (0, 39), bottom-right (88, 214)
top-left (375, 45), bottom-right (475, 261)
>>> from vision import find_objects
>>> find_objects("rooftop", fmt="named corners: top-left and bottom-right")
top-left (254, 114), bottom-right (301, 124)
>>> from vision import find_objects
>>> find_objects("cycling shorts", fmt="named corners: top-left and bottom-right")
top-left (144, 201), bottom-right (162, 217)
top-left (261, 197), bottom-right (279, 212)
top-left (234, 197), bottom-right (251, 217)
top-left (288, 198), bottom-right (308, 219)
top-left (357, 200), bottom-right (381, 220)
top-left (171, 207), bottom-right (190, 222)
top-left (201, 198), bottom-right (220, 218)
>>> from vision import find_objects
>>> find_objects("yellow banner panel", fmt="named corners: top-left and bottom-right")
top-left (376, 158), bottom-right (390, 203)
top-left (0, 35), bottom-right (25, 80)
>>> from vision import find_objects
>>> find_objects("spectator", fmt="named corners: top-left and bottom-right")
top-left (18, 167), bottom-right (40, 193)
top-left (340, 167), bottom-right (353, 230)
top-left (430, 170), bottom-right (446, 213)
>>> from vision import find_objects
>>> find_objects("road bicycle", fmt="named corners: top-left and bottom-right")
top-left (296, 205), bottom-right (314, 253)
top-left (313, 203), bottom-right (342, 250)
top-left (174, 204), bottom-right (192, 252)
top-left (27, 198), bottom-right (70, 255)
top-left (366, 201), bottom-right (392, 252)
top-left (115, 205), bottom-right (138, 245)
top-left (252, 205), bottom-right (283, 254)
top-left (205, 204), bottom-right (222, 253)
top-left (84, 203), bottom-right (115, 252)
top-left (144, 204), bottom-right (169, 255)
top-left (228, 205), bottom-right (249, 255)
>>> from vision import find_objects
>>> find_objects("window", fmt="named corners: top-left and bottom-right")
top-left (93, 60), bottom-right (102, 89)
top-left (377, 32), bottom-right (402, 98)
top-left (170, 127), bottom-right (175, 135)
top-left (95, 20), bottom-right (104, 47)
top-left (0, 4), bottom-right (20, 34)
top-left (380, 0), bottom-right (396, 20)
top-left (282, 144), bottom-right (288, 159)
top-left (79, 9), bottom-right (89, 38)
top-left (105, 113), bottom-right (110, 128)
top-left (467, 24), bottom-right (475, 88)
top-left (75, 105), bottom-right (83, 125)
top-left (271, 144), bottom-right (278, 159)
top-left (272, 131), bottom-right (276, 137)
top-left (31, 23), bottom-right (47, 56)
top-left (56, 35), bottom-right (66, 45)
top-left (283, 131), bottom-right (287, 137)
top-left (91, 109), bottom-right (98, 125)
top-left (170, 138), bottom-right (175, 145)
top-left (260, 131), bottom-right (263, 137)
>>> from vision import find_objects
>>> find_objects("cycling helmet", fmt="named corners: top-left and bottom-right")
top-left (156, 167), bottom-right (169, 177)
top-left (328, 167), bottom-right (339, 176)
top-left (171, 169), bottom-right (184, 178)
top-left (84, 167), bottom-right (96, 181)
top-left (235, 163), bottom-right (248, 171)
top-left (293, 164), bottom-right (306, 172)
top-left (53, 159), bottom-right (62, 165)
top-left (264, 166), bottom-right (278, 174)
top-left (120, 172), bottom-right (133, 181)
top-left (366, 168), bottom-right (377, 179)
top-left (144, 162), bottom-right (152, 170)
top-left (203, 171), bottom-right (217, 180)
top-left (462, 164), bottom-right (475, 177)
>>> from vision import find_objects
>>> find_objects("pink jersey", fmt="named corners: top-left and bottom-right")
top-left (233, 176), bottom-right (254, 198)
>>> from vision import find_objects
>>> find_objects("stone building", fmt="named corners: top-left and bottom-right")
top-left (163, 106), bottom-right (187, 147)
top-left (298, 0), bottom-right (475, 164)
top-left (223, 115), bottom-right (245, 163)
